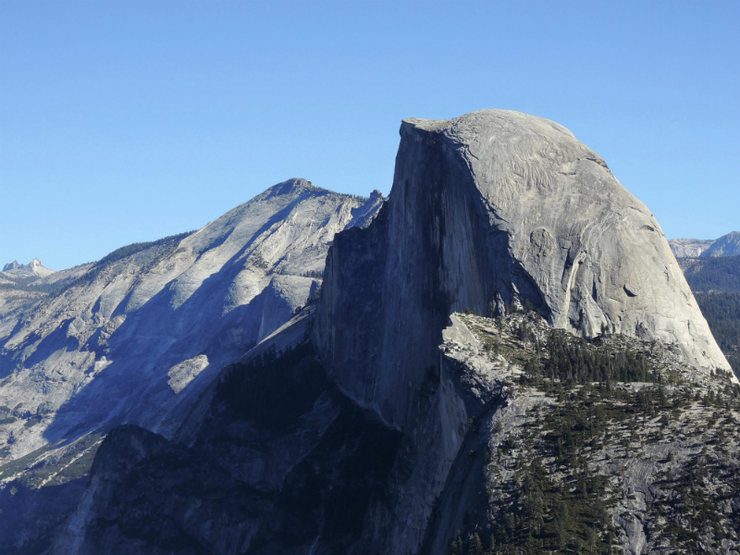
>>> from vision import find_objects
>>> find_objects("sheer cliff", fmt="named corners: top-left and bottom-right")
top-left (315, 109), bottom-right (731, 429)
top-left (35, 110), bottom-right (740, 553)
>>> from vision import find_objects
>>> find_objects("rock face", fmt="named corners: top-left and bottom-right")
top-left (702, 231), bottom-right (740, 257)
top-left (54, 339), bottom-right (403, 554)
top-left (0, 179), bottom-right (382, 550)
top-left (0, 178), bottom-right (381, 461)
top-left (424, 312), bottom-right (740, 554)
top-left (316, 109), bottom-right (730, 428)
top-left (668, 238), bottom-right (714, 258)
top-left (47, 111), bottom-right (740, 554)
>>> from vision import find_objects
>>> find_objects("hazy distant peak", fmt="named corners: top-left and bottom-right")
top-left (702, 231), bottom-right (740, 257)
top-left (1, 257), bottom-right (54, 277)
top-left (2, 260), bottom-right (20, 271)
top-left (669, 232), bottom-right (740, 258)
top-left (668, 238), bottom-right (714, 258)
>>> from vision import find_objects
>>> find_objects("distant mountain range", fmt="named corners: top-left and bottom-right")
top-left (1, 258), bottom-right (54, 279)
top-left (669, 231), bottom-right (740, 258)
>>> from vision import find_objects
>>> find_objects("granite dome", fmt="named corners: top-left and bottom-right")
top-left (317, 109), bottom-right (731, 426)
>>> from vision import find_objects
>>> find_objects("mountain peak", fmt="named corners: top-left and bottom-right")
top-left (265, 177), bottom-right (316, 197)
top-left (402, 109), bottom-right (576, 142)
top-left (702, 231), bottom-right (740, 257)
top-left (669, 231), bottom-right (740, 258)
top-left (316, 109), bottom-right (732, 426)
top-left (1, 258), bottom-right (54, 277)
top-left (2, 260), bottom-right (20, 271)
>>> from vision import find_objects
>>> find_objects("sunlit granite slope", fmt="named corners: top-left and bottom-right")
top-left (0, 179), bottom-right (382, 463)
top-left (315, 109), bottom-right (731, 427)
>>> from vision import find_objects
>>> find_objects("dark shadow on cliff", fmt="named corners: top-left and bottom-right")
top-left (0, 477), bottom-right (87, 554)
top-left (41, 239), bottom-right (302, 445)
top-left (73, 341), bottom-right (401, 553)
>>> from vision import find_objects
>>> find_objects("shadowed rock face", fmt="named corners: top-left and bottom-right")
top-left (0, 178), bottom-right (383, 465)
top-left (46, 111), bottom-right (740, 554)
top-left (0, 180), bottom-right (385, 551)
top-left (316, 109), bottom-right (731, 427)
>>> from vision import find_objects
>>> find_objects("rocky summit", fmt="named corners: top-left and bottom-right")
top-left (1, 258), bottom-right (54, 279)
top-left (0, 179), bottom-right (383, 551)
top-left (3, 111), bottom-right (739, 553)
top-left (316, 109), bottom-right (731, 428)
top-left (702, 231), bottom-right (740, 257)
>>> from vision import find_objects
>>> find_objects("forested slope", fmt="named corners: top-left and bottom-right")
top-left (680, 255), bottom-right (740, 377)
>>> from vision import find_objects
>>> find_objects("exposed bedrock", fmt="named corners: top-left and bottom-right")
top-left (315, 109), bottom-right (731, 428)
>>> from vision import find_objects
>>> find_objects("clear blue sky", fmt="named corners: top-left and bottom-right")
top-left (2, 1), bottom-right (738, 270)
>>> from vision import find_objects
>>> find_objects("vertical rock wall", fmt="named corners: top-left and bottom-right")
top-left (315, 110), bottom-right (732, 429)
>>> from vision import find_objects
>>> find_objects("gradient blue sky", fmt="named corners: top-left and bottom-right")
top-left (2, 1), bottom-right (738, 270)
